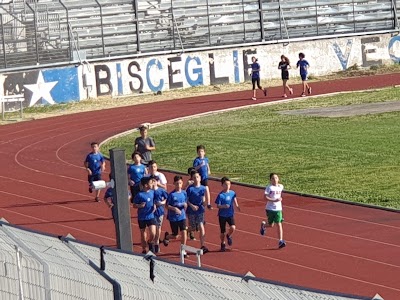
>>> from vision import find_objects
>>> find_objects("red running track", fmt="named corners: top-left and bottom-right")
top-left (0, 74), bottom-right (399, 299)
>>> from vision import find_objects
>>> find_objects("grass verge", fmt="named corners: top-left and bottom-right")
top-left (102, 87), bottom-right (400, 209)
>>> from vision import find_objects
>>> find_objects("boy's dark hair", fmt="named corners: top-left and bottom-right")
top-left (174, 175), bottom-right (183, 182)
top-left (140, 177), bottom-right (151, 186)
top-left (190, 170), bottom-right (199, 178)
top-left (196, 145), bottom-right (205, 152)
top-left (131, 151), bottom-right (143, 159)
top-left (299, 52), bottom-right (305, 59)
top-left (90, 142), bottom-right (98, 147)
top-left (221, 176), bottom-right (230, 184)
top-left (148, 160), bottom-right (156, 166)
top-left (269, 173), bottom-right (278, 179)
top-left (187, 167), bottom-right (195, 175)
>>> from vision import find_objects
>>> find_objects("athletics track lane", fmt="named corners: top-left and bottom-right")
top-left (0, 74), bottom-right (399, 299)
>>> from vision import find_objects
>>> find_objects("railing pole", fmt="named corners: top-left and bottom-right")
top-left (0, 14), bottom-right (7, 68)
top-left (94, 0), bottom-right (105, 56)
top-left (133, 0), bottom-right (141, 52)
top-left (258, 0), bottom-right (265, 41)
top-left (26, 3), bottom-right (40, 64)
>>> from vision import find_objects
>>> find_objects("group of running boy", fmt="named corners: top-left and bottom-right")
top-left (85, 142), bottom-right (286, 256)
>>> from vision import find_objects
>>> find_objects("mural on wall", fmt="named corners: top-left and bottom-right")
top-left (1, 34), bottom-right (400, 107)
top-left (1, 67), bottom-right (80, 109)
top-left (332, 39), bottom-right (353, 70)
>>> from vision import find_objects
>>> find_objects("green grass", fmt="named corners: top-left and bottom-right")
top-left (102, 88), bottom-right (400, 209)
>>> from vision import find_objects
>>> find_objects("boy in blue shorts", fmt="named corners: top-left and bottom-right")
top-left (260, 173), bottom-right (286, 249)
top-left (193, 145), bottom-right (210, 187)
top-left (132, 177), bottom-right (157, 254)
top-left (127, 151), bottom-right (147, 199)
top-left (151, 175), bottom-right (168, 254)
top-left (163, 175), bottom-right (189, 257)
top-left (296, 52), bottom-right (312, 97)
top-left (84, 142), bottom-right (105, 202)
top-left (215, 177), bottom-right (240, 252)
top-left (186, 171), bottom-right (209, 254)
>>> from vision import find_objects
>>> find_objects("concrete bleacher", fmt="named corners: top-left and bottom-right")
top-left (0, 0), bottom-right (398, 68)
top-left (0, 220), bottom-right (368, 300)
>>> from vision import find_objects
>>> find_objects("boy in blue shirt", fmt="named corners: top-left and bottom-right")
top-left (84, 142), bottom-right (105, 202)
top-left (186, 171), bottom-right (210, 254)
top-left (296, 52), bottom-right (312, 97)
top-left (193, 145), bottom-right (210, 187)
top-left (127, 151), bottom-right (147, 199)
top-left (132, 177), bottom-right (157, 254)
top-left (250, 56), bottom-right (267, 101)
top-left (151, 176), bottom-right (168, 254)
top-left (215, 177), bottom-right (240, 252)
top-left (163, 175), bottom-right (189, 257)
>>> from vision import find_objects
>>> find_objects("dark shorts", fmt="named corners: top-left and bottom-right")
top-left (88, 174), bottom-right (101, 184)
top-left (169, 220), bottom-right (186, 236)
top-left (138, 218), bottom-right (157, 230)
top-left (300, 73), bottom-right (308, 81)
top-left (281, 71), bottom-right (289, 80)
top-left (200, 178), bottom-right (208, 186)
top-left (218, 216), bottom-right (235, 233)
top-left (130, 184), bottom-right (141, 201)
top-left (252, 77), bottom-right (261, 90)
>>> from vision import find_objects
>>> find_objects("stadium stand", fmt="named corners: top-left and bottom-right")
top-left (0, 220), bottom-right (370, 300)
top-left (0, 0), bottom-right (398, 67)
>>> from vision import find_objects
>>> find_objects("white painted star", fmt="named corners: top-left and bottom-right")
top-left (24, 71), bottom-right (58, 107)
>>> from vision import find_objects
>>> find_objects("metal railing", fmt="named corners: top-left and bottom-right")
top-left (0, 0), bottom-right (398, 70)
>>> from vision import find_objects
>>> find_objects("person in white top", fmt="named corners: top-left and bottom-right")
top-left (145, 160), bottom-right (167, 190)
top-left (260, 173), bottom-right (286, 249)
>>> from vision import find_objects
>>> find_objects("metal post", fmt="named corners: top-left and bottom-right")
top-left (15, 246), bottom-right (24, 300)
top-left (59, 0), bottom-right (72, 60)
top-left (241, 0), bottom-right (246, 41)
top-left (206, 0), bottom-right (211, 45)
top-left (352, 0), bottom-right (356, 32)
top-left (94, 0), bottom-right (105, 56)
top-left (315, 0), bottom-right (319, 35)
top-left (258, 0), bottom-right (265, 41)
top-left (0, 15), bottom-right (7, 68)
top-left (26, 3), bottom-right (40, 64)
top-left (133, 0), bottom-right (141, 52)
top-left (278, 0), bottom-right (283, 39)
top-left (171, 0), bottom-right (176, 49)
top-left (109, 148), bottom-right (133, 252)
top-left (20, 99), bottom-right (23, 119)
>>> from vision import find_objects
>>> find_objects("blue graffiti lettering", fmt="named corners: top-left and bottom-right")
top-left (332, 39), bottom-right (353, 70)
top-left (185, 56), bottom-right (203, 86)
top-left (146, 59), bottom-right (164, 92)
top-left (233, 50), bottom-right (239, 83)
top-left (388, 35), bottom-right (400, 63)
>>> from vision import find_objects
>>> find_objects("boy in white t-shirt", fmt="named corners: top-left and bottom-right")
top-left (260, 173), bottom-right (286, 249)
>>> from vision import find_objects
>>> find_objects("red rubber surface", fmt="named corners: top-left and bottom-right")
top-left (0, 74), bottom-right (399, 299)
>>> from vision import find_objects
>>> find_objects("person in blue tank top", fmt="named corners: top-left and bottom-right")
top-left (215, 177), bottom-right (240, 252)
top-left (127, 151), bottom-right (147, 200)
top-left (84, 142), bottom-right (105, 202)
top-left (296, 52), bottom-right (312, 97)
top-left (250, 56), bottom-right (267, 101)
top-left (151, 176), bottom-right (168, 254)
top-left (163, 176), bottom-right (189, 257)
top-left (132, 177), bottom-right (157, 254)
top-left (186, 171), bottom-right (210, 254)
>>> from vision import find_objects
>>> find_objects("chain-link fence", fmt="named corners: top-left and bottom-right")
top-left (0, 0), bottom-right (398, 70)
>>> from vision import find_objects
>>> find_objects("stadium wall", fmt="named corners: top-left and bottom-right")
top-left (1, 33), bottom-right (400, 108)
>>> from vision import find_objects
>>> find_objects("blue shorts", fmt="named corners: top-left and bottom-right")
top-left (300, 73), bottom-right (308, 81)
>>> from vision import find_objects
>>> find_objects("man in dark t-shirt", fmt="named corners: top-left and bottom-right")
top-left (134, 125), bottom-right (156, 165)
